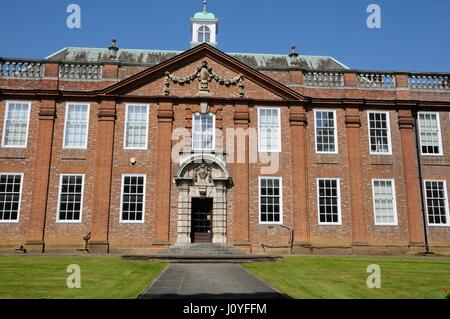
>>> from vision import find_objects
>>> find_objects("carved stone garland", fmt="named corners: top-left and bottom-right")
top-left (163, 61), bottom-right (245, 97)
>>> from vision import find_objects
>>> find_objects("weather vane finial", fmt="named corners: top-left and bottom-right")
top-left (203, 0), bottom-right (207, 12)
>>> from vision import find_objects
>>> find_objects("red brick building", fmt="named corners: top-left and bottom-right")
top-left (1, 6), bottom-right (450, 255)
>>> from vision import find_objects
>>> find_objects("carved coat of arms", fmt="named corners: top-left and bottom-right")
top-left (194, 164), bottom-right (213, 184)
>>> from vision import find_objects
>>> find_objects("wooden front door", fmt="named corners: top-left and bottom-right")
top-left (191, 198), bottom-right (213, 243)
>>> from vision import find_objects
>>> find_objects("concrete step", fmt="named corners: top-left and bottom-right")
top-left (122, 254), bottom-right (283, 263)
top-left (161, 244), bottom-right (247, 256)
top-left (122, 243), bottom-right (284, 263)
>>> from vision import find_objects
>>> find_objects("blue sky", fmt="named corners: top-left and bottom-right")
top-left (1, 0), bottom-right (449, 72)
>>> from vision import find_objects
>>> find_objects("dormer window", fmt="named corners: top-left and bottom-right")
top-left (198, 25), bottom-right (211, 43)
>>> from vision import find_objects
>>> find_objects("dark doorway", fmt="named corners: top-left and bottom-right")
top-left (191, 198), bottom-right (213, 243)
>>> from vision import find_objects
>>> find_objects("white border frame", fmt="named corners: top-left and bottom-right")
top-left (258, 176), bottom-right (283, 225)
top-left (316, 178), bottom-right (342, 226)
top-left (1, 101), bottom-right (32, 149)
top-left (257, 107), bottom-right (282, 153)
top-left (367, 111), bottom-right (393, 155)
top-left (314, 109), bottom-right (339, 154)
top-left (63, 102), bottom-right (90, 150)
top-left (191, 112), bottom-right (216, 152)
top-left (124, 103), bottom-right (149, 150)
top-left (0, 172), bottom-right (24, 224)
top-left (423, 179), bottom-right (450, 227)
top-left (56, 174), bottom-right (85, 224)
top-left (417, 111), bottom-right (443, 156)
top-left (371, 179), bottom-right (398, 226)
top-left (119, 174), bottom-right (146, 224)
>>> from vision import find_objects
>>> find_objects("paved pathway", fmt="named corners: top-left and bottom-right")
top-left (139, 263), bottom-right (287, 299)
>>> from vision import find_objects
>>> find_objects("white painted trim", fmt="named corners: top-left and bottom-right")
top-left (119, 174), bottom-right (146, 224)
top-left (316, 178), bottom-right (342, 226)
top-left (0, 172), bottom-right (24, 224)
top-left (258, 176), bottom-right (283, 225)
top-left (367, 111), bottom-right (393, 155)
top-left (417, 112), bottom-right (444, 156)
top-left (1, 101), bottom-right (31, 148)
top-left (56, 174), bottom-right (85, 224)
top-left (257, 107), bottom-right (282, 153)
top-left (191, 112), bottom-right (216, 152)
top-left (314, 109), bottom-right (339, 154)
top-left (62, 102), bottom-right (90, 150)
top-left (371, 179), bottom-right (398, 226)
top-left (124, 103), bottom-right (149, 150)
top-left (423, 179), bottom-right (450, 227)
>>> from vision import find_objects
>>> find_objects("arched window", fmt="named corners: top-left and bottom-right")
top-left (198, 25), bottom-right (211, 43)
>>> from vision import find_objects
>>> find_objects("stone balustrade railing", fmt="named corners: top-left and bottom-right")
top-left (1, 58), bottom-right (449, 93)
top-left (59, 63), bottom-right (103, 80)
top-left (0, 59), bottom-right (45, 79)
top-left (357, 73), bottom-right (396, 88)
top-left (304, 71), bottom-right (344, 87)
top-left (408, 74), bottom-right (449, 90)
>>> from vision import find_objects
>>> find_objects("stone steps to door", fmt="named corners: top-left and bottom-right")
top-left (122, 244), bottom-right (284, 263)
top-left (163, 243), bottom-right (245, 254)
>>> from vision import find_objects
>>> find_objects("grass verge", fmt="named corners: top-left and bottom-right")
top-left (0, 256), bottom-right (166, 299)
top-left (243, 256), bottom-right (450, 299)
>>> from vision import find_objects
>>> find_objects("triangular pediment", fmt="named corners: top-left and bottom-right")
top-left (100, 44), bottom-right (305, 101)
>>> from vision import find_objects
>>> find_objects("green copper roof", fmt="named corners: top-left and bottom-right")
top-left (193, 11), bottom-right (216, 20)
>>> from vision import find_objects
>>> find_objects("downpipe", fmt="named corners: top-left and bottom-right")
top-left (413, 111), bottom-right (431, 255)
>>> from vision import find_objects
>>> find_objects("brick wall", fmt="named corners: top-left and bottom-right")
top-left (0, 50), bottom-right (449, 255)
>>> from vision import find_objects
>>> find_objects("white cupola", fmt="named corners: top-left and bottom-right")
top-left (191, 0), bottom-right (219, 48)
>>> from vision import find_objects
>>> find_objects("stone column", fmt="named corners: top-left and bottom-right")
top-left (398, 109), bottom-right (425, 250)
top-left (213, 183), bottom-right (227, 244)
top-left (176, 184), bottom-right (191, 244)
top-left (89, 101), bottom-right (116, 254)
top-left (289, 106), bottom-right (310, 248)
top-left (153, 102), bottom-right (174, 246)
top-left (25, 100), bottom-right (56, 253)
top-left (345, 108), bottom-right (368, 247)
top-left (233, 103), bottom-right (250, 250)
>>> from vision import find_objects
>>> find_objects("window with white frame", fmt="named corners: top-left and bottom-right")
top-left (424, 180), bottom-right (449, 226)
top-left (121, 175), bottom-right (145, 223)
top-left (125, 104), bottom-right (148, 149)
top-left (315, 110), bottom-right (338, 153)
top-left (418, 112), bottom-right (442, 155)
top-left (64, 103), bottom-right (89, 149)
top-left (57, 175), bottom-right (84, 222)
top-left (368, 111), bottom-right (392, 154)
top-left (317, 178), bottom-right (341, 224)
top-left (0, 174), bottom-right (22, 222)
top-left (259, 177), bottom-right (282, 224)
top-left (2, 102), bottom-right (31, 148)
top-left (192, 113), bottom-right (215, 151)
top-left (372, 179), bottom-right (397, 225)
top-left (198, 25), bottom-right (211, 43)
top-left (258, 108), bottom-right (281, 152)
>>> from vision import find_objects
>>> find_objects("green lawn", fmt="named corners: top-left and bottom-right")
top-left (0, 256), bottom-right (166, 299)
top-left (243, 256), bottom-right (450, 299)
